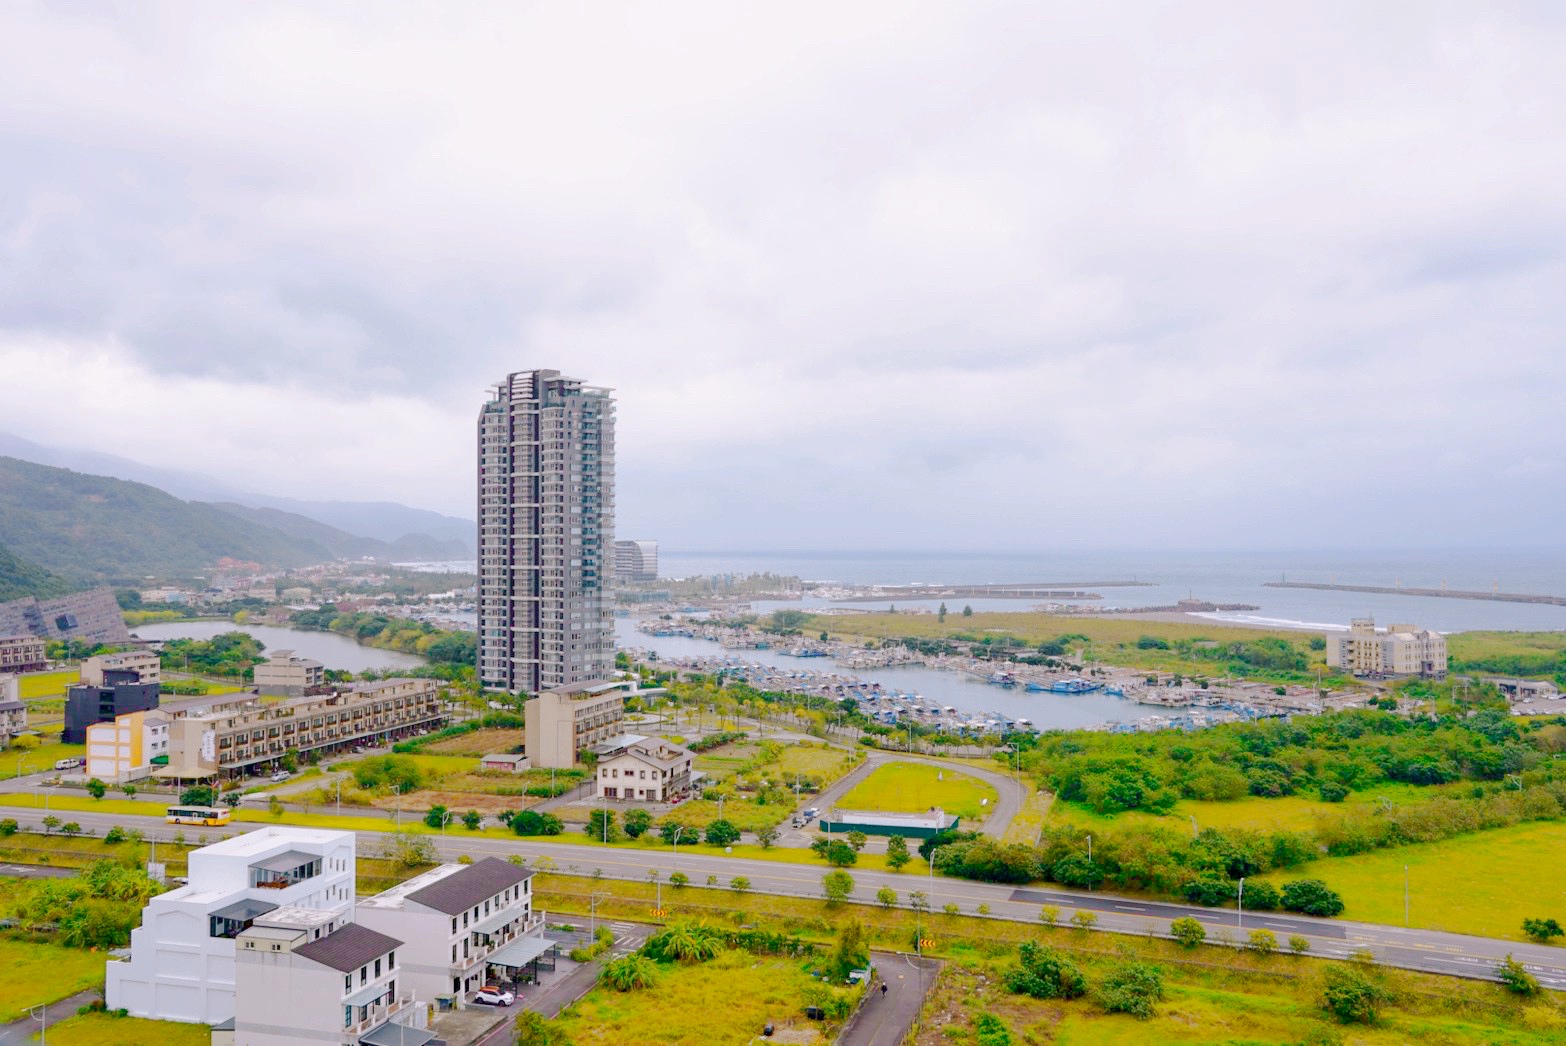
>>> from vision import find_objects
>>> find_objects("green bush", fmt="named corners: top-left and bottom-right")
top-left (513, 810), bottom-right (564, 836)
top-left (1096, 960), bottom-right (1164, 1018)
top-left (1498, 954), bottom-right (1540, 996)
top-left (1169, 917), bottom-right (1206, 949)
top-left (1004, 942), bottom-right (1088, 999)
top-left (1321, 965), bottom-right (1390, 1024)
top-left (1281, 879), bottom-right (1345, 917)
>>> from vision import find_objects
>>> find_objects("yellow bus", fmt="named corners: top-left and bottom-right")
top-left (165, 805), bottom-right (232, 827)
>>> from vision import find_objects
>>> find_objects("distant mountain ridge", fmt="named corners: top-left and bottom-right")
top-left (0, 432), bottom-right (474, 555)
top-left (0, 456), bottom-right (469, 590)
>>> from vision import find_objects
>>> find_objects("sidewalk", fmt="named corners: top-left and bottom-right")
top-left (0, 989), bottom-right (98, 1046)
top-left (839, 952), bottom-right (941, 1046)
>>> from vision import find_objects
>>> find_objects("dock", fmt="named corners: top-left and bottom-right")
top-left (1263, 580), bottom-right (1566, 607)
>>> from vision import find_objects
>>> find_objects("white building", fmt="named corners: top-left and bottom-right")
top-left (356, 857), bottom-right (544, 1003)
top-left (85, 708), bottom-right (169, 783)
top-left (0, 674), bottom-right (24, 747)
top-left (613, 539), bottom-right (658, 582)
top-left (594, 734), bottom-right (696, 802)
top-left (107, 827), bottom-right (357, 1024)
top-left (230, 914), bottom-right (431, 1046)
top-left (1325, 619), bottom-right (1448, 678)
top-left (253, 649), bottom-right (326, 696)
top-left (81, 650), bottom-right (162, 687)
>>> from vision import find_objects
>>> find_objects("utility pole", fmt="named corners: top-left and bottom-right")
top-left (1237, 877), bottom-right (1245, 930)
top-left (1404, 865), bottom-right (1409, 926)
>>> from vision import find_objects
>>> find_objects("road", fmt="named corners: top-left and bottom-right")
top-left (840, 952), bottom-right (940, 1046)
top-left (6, 805), bottom-right (1564, 993)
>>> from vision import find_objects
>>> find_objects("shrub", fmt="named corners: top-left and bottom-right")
top-left (1319, 782), bottom-right (1349, 803)
top-left (1004, 942), bottom-right (1088, 999)
top-left (180, 785), bottom-right (215, 806)
top-left (944, 903), bottom-right (960, 916)
top-left (85, 778), bottom-right (107, 800)
top-left (1498, 954), bottom-right (1540, 996)
top-left (104, 826), bottom-right (127, 844)
top-left (1247, 928), bottom-right (1278, 956)
top-left (600, 953), bottom-right (659, 991)
top-left (1038, 905), bottom-right (1060, 926)
top-left (512, 810), bottom-right (564, 836)
top-left (1170, 917), bottom-right (1206, 948)
top-left (729, 876), bottom-right (751, 893)
top-left (822, 870), bottom-right (855, 904)
top-left (623, 808), bottom-right (653, 839)
top-left (1289, 935), bottom-right (1312, 955)
top-left (1321, 965), bottom-right (1390, 1024)
top-left (462, 810), bottom-right (483, 831)
top-left (423, 805), bottom-right (450, 830)
top-left (1522, 917), bottom-right (1564, 943)
top-left (876, 887), bottom-right (898, 908)
top-left (61, 822), bottom-right (82, 837)
top-left (886, 834), bottom-right (911, 870)
top-left (972, 1012), bottom-right (1012, 1046)
top-left (1281, 879), bottom-right (1345, 917)
top-left (586, 809), bottom-right (619, 842)
top-left (0, 818), bottom-right (19, 837)
top-left (1096, 961), bottom-right (1164, 1018)
top-left (705, 819), bottom-right (740, 846)
top-left (1242, 880), bottom-right (1280, 911)
top-left (1070, 909), bottom-right (1098, 931)
top-left (1183, 877), bottom-right (1237, 907)
top-left (669, 871), bottom-right (689, 888)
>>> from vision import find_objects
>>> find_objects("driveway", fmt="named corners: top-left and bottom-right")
top-left (840, 952), bottom-right (941, 1046)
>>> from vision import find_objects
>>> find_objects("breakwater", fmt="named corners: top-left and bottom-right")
top-left (1263, 581), bottom-right (1566, 607)
top-left (836, 580), bottom-right (1153, 602)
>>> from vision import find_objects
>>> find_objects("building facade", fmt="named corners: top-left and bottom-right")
top-left (594, 735), bottom-right (695, 802)
top-left (355, 857), bottom-right (541, 1002)
top-left (0, 675), bottom-right (25, 747)
top-left (1325, 619), bottom-right (1448, 678)
top-left (107, 828), bottom-right (357, 1024)
top-left (253, 650), bottom-right (326, 696)
top-left (613, 540), bottom-right (658, 582)
top-left (63, 671), bottom-right (161, 744)
top-left (160, 679), bottom-right (445, 780)
top-left (81, 650), bottom-right (161, 687)
top-left (525, 680), bottom-right (628, 769)
top-left (232, 918), bottom-right (430, 1046)
top-left (0, 587), bottom-right (132, 646)
top-left (477, 369), bottom-right (615, 696)
top-left (0, 634), bottom-right (47, 674)
top-left (85, 708), bottom-right (169, 782)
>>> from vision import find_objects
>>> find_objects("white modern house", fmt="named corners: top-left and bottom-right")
top-left (355, 857), bottom-right (546, 1003)
top-left (107, 828), bottom-right (356, 1024)
top-left (594, 734), bottom-right (696, 802)
top-left (226, 914), bottom-right (432, 1046)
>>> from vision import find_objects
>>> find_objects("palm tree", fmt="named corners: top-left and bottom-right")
top-left (654, 921), bottom-right (722, 963)
top-left (599, 954), bottom-right (659, 991)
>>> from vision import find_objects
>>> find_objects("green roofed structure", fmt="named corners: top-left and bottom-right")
top-left (819, 808), bottom-right (959, 839)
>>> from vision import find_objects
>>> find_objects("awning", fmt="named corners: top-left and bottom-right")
top-left (471, 908), bottom-right (522, 935)
top-left (251, 850), bottom-right (317, 873)
top-left (358, 1021), bottom-right (437, 1046)
top-left (343, 982), bottom-right (391, 1007)
top-left (486, 935), bottom-right (556, 969)
top-left (211, 898), bottom-right (278, 923)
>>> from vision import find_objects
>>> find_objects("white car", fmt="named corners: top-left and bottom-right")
top-left (270, 771), bottom-right (291, 782)
top-left (473, 987), bottom-right (515, 1007)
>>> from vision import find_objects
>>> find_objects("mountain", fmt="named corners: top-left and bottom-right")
top-left (207, 503), bottom-right (470, 562)
top-left (0, 543), bottom-right (72, 601)
top-left (0, 456), bottom-right (336, 582)
top-left (0, 431), bottom-right (475, 556)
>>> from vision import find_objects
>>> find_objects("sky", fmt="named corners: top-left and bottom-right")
top-left (1, 2), bottom-right (1562, 552)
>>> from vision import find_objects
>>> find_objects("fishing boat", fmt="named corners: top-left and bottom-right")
top-left (1023, 681), bottom-right (1050, 692)
top-left (1103, 685), bottom-right (1125, 697)
top-left (1049, 678), bottom-right (1102, 694)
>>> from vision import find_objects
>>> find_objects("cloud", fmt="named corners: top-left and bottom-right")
top-left (1, 1), bottom-right (1563, 547)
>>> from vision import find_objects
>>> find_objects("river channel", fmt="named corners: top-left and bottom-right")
top-left (129, 621), bottom-right (427, 673)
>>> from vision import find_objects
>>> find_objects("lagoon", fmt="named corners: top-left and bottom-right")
top-left (130, 620), bottom-right (427, 673)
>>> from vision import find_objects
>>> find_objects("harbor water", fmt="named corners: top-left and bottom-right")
top-left (130, 621), bottom-right (428, 673)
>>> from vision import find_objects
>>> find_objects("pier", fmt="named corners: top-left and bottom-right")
top-left (1263, 580), bottom-right (1566, 607)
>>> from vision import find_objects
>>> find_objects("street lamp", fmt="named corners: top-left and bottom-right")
top-left (670, 825), bottom-right (686, 873)
top-left (1237, 877), bottom-right (1245, 930)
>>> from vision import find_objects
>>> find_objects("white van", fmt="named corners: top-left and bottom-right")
top-left (54, 757), bottom-right (85, 771)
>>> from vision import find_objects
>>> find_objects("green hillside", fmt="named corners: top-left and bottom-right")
top-left (0, 456), bottom-right (335, 582)
top-left (207, 502), bottom-right (469, 562)
top-left (0, 543), bottom-right (72, 601)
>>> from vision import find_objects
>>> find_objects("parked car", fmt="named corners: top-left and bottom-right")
top-left (270, 771), bottom-right (291, 782)
top-left (473, 987), bottom-right (515, 1007)
top-left (801, 807), bottom-right (820, 819)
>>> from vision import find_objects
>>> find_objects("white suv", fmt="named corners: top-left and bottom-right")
top-left (474, 987), bottom-right (515, 1007)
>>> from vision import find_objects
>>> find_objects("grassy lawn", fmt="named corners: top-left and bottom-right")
top-left (38, 1011), bottom-right (212, 1046)
top-left (1047, 782), bottom-right (1462, 834)
top-left (1258, 820), bottom-right (1566, 941)
top-left (18, 669), bottom-right (78, 699)
top-left (1001, 790), bottom-right (1053, 846)
top-left (840, 762), bottom-right (997, 820)
top-left (656, 797), bottom-right (790, 833)
top-left (0, 939), bottom-right (105, 1023)
top-left (1, 740), bottom-right (87, 779)
top-left (421, 726), bottom-right (524, 756)
top-left (550, 950), bottom-right (850, 1044)
top-left (775, 742), bottom-right (852, 778)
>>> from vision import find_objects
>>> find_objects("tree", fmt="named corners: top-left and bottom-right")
top-left (908, 890), bottom-right (930, 914)
top-left (876, 886), bottom-right (898, 908)
top-left (0, 819), bottom-right (19, 837)
top-left (41, 815), bottom-right (60, 835)
top-left (1246, 929), bottom-right (1278, 957)
top-left (658, 820), bottom-right (688, 844)
top-left (729, 876), bottom-right (751, 893)
top-left (104, 826), bottom-right (126, 844)
top-left (669, 871), bottom-right (689, 888)
top-left (61, 822), bottom-right (83, 837)
top-left (1281, 879), bottom-right (1345, 918)
top-left (378, 828), bottom-right (437, 868)
top-left (1038, 904), bottom-right (1060, 926)
top-left (705, 819), bottom-right (740, 846)
top-left (85, 778), bottom-right (107, 800)
top-left (1321, 965), bottom-right (1390, 1024)
top-left (1070, 909), bottom-right (1098, 931)
top-left (834, 921), bottom-right (869, 979)
top-left (885, 834), bottom-right (911, 870)
top-left (462, 810), bottom-right (483, 831)
top-left (1169, 917), bottom-right (1206, 949)
top-left (1097, 961), bottom-right (1164, 1018)
top-left (180, 785), bottom-right (215, 806)
top-left (1289, 935), bottom-right (1312, 955)
top-left (1498, 954), bottom-right (1540, 996)
top-left (512, 810), bottom-right (564, 836)
top-left (938, 603), bottom-right (948, 622)
top-left (223, 791), bottom-right (245, 809)
top-left (623, 808), bottom-right (653, 839)
top-left (646, 921), bottom-right (722, 963)
top-left (10, 734), bottom-right (38, 751)
top-left (1242, 880), bottom-right (1280, 911)
top-left (586, 808), bottom-right (619, 842)
top-left (1522, 917), bottom-right (1564, 944)
top-left (822, 870), bottom-right (855, 904)
top-left (599, 954), bottom-right (659, 991)
top-left (821, 840), bottom-right (858, 866)
top-left (423, 804), bottom-right (450, 830)
top-left (845, 831), bottom-right (868, 852)
top-left (756, 825), bottom-right (780, 849)
top-left (121, 784), bottom-right (136, 797)
top-left (962, 605), bottom-right (974, 617)
top-left (1005, 941), bottom-right (1088, 999)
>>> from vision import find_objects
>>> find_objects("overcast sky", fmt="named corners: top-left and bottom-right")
top-left (2, 2), bottom-right (1561, 551)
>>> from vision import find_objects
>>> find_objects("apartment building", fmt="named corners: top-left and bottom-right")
top-left (0, 634), bottom-right (47, 674)
top-left (63, 670), bottom-right (160, 744)
top-left (81, 650), bottom-right (161, 687)
top-left (477, 369), bottom-right (616, 696)
top-left (1325, 619), bottom-right (1448, 678)
top-left (85, 708), bottom-right (169, 782)
top-left (253, 649), bottom-right (326, 696)
top-left (525, 680), bottom-right (628, 769)
top-left (356, 857), bottom-right (543, 1002)
top-left (614, 539), bottom-right (658, 582)
top-left (0, 675), bottom-right (25, 747)
top-left (231, 918), bottom-right (431, 1046)
top-left (594, 735), bottom-right (696, 802)
top-left (107, 828), bottom-right (357, 1024)
top-left (160, 679), bottom-right (445, 780)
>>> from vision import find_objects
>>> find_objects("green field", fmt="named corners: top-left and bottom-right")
top-left (18, 669), bottom-right (78, 699)
top-left (549, 949), bottom-right (851, 1044)
top-left (1047, 782), bottom-right (1452, 834)
top-left (0, 938), bottom-right (106, 1023)
top-left (840, 761), bottom-right (997, 820)
top-left (33, 1011), bottom-right (212, 1046)
top-left (1257, 820), bottom-right (1566, 941)
top-left (2, 740), bottom-right (87, 779)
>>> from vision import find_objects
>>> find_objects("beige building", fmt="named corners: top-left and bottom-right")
top-left (85, 709), bottom-right (170, 782)
top-left (525, 680), bottom-right (628, 769)
top-left (594, 735), bottom-right (696, 802)
top-left (0, 634), bottom-right (46, 674)
top-left (1326, 619), bottom-right (1448, 678)
top-left (0, 675), bottom-right (24, 747)
top-left (81, 650), bottom-right (162, 687)
top-left (253, 650), bottom-right (326, 697)
top-left (160, 679), bottom-right (445, 780)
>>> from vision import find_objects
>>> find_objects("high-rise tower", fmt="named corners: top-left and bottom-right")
top-left (477, 370), bottom-right (615, 694)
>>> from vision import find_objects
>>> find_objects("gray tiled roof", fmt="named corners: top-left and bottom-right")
top-left (294, 923), bottom-right (402, 973)
top-left (405, 857), bottom-right (532, 916)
